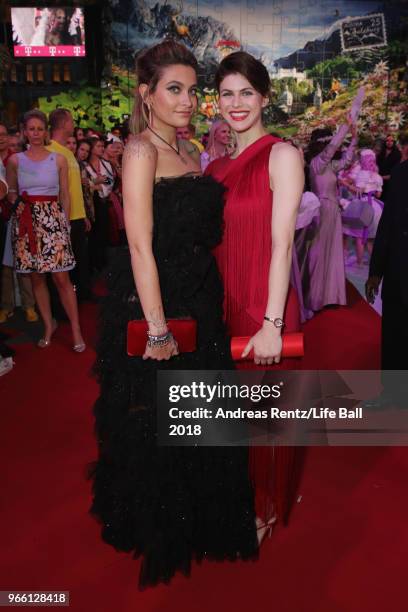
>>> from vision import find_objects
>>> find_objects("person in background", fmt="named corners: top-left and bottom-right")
top-left (399, 132), bottom-right (408, 163)
top-left (6, 110), bottom-right (85, 351)
top-left (0, 157), bottom-right (14, 376)
top-left (0, 154), bottom-right (9, 261)
top-left (200, 119), bottom-right (231, 171)
top-left (0, 158), bottom-right (7, 199)
top-left (304, 116), bottom-right (357, 311)
top-left (7, 133), bottom-right (22, 154)
top-left (0, 122), bottom-right (12, 258)
top-left (377, 134), bottom-right (401, 200)
top-left (84, 138), bottom-right (115, 272)
top-left (341, 149), bottom-right (383, 266)
top-left (66, 135), bottom-right (77, 155)
top-left (103, 135), bottom-right (125, 244)
top-left (366, 154), bottom-right (408, 371)
top-left (47, 109), bottom-right (92, 302)
top-left (74, 127), bottom-right (84, 142)
top-left (75, 139), bottom-right (95, 227)
top-left (110, 126), bottom-right (123, 140)
top-left (103, 135), bottom-right (123, 178)
top-left (84, 128), bottom-right (98, 139)
top-left (176, 123), bottom-right (204, 153)
top-left (0, 123), bottom-right (11, 165)
top-left (0, 124), bottom-right (38, 323)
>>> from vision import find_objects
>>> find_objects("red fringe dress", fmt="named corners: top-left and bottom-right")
top-left (206, 135), bottom-right (302, 524)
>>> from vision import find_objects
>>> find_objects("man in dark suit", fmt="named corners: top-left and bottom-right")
top-left (376, 134), bottom-right (401, 200)
top-left (366, 154), bottom-right (408, 407)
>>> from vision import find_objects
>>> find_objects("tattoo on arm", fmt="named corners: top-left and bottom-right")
top-left (123, 137), bottom-right (157, 164)
top-left (147, 306), bottom-right (167, 330)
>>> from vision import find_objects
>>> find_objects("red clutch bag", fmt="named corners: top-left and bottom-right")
top-left (127, 318), bottom-right (197, 356)
top-left (127, 319), bottom-right (304, 360)
top-left (231, 333), bottom-right (304, 360)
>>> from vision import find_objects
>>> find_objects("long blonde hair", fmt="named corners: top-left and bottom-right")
top-left (129, 40), bottom-right (198, 135)
top-left (204, 120), bottom-right (230, 160)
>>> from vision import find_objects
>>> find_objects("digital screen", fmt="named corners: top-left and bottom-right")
top-left (11, 7), bottom-right (86, 58)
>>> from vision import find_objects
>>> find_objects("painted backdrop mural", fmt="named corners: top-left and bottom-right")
top-left (101, 0), bottom-right (408, 142)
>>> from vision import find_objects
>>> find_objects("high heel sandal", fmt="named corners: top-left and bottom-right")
top-left (256, 515), bottom-right (277, 546)
top-left (73, 342), bottom-right (86, 353)
top-left (37, 320), bottom-right (58, 349)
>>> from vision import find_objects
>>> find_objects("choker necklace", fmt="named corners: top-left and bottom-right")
top-left (147, 125), bottom-right (187, 164)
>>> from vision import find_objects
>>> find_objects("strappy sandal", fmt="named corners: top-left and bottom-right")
top-left (37, 319), bottom-right (58, 348)
top-left (256, 515), bottom-right (277, 545)
top-left (73, 342), bottom-right (86, 353)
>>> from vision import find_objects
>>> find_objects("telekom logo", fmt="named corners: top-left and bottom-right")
top-left (24, 46), bottom-right (32, 56)
top-left (73, 46), bottom-right (81, 56)
top-left (49, 47), bottom-right (57, 56)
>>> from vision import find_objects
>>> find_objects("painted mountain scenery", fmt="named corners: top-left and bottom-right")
top-left (41, 0), bottom-right (408, 137)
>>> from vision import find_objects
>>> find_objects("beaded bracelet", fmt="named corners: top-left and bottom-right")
top-left (147, 330), bottom-right (173, 348)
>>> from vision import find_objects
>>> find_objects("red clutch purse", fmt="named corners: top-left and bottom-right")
top-left (127, 319), bottom-right (304, 360)
top-left (127, 318), bottom-right (197, 356)
top-left (231, 333), bottom-right (304, 360)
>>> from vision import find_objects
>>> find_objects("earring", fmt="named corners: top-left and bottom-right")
top-left (141, 101), bottom-right (151, 126)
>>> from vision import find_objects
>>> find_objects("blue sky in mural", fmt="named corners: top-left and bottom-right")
top-left (144, 0), bottom-right (382, 59)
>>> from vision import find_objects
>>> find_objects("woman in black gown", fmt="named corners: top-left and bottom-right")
top-left (90, 41), bottom-right (258, 589)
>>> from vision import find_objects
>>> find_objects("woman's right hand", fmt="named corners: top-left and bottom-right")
top-left (142, 336), bottom-right (179, 361)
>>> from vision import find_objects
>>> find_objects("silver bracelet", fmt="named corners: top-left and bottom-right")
top-left (147, 330), bottom-right (173, 348)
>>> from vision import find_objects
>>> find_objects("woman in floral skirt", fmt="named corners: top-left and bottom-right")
top-left (6, 110), bottom-right (85, 351)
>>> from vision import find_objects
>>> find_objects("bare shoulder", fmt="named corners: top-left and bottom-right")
top-left (269, 142), bottom-right (304, 191)
top-left (269, 141), bottom-right (303, 176)
top-left (270, 141), bottom-right (300, 163)
top-left (8, 153), bottom-right (18, 167)
top-left (123, 134), bottom-right (158, 163)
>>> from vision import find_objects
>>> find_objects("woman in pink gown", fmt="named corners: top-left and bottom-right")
top-left (206, 52), bottom-right (304, 537)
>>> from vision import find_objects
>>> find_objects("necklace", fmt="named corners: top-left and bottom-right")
top-left (147, 125), bottom-right (188, 165)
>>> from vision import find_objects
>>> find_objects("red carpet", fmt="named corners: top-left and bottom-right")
top-left (1, 283), bottom-right (408, 612)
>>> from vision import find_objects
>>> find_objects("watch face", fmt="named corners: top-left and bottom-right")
top-left (274, 318), bottom-right (284, 328)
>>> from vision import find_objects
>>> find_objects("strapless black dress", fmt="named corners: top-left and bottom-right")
top-left (90, 175), bottom-right (258, 589)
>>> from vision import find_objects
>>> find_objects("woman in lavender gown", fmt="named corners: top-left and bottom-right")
top-left (304, 116), bottom-right (357, 311)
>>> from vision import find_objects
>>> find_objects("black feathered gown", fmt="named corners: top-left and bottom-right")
top-left (90, 175), bottom-right (258, 589)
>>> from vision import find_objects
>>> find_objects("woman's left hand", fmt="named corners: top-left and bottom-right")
top-left (241, 326), bottom-right (283, 365)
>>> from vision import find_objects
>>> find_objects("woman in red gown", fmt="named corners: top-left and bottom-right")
top-left (206, 52), bottom-right (304, 539)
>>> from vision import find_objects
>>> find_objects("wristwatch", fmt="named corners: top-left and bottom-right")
top-left (263, 315), bottom-right (285, 329)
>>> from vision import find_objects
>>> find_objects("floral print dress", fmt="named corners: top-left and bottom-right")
top-left (12, 152), bottom-right (75, 273)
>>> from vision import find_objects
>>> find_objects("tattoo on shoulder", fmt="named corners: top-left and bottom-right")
top-left (123, 136), bottom-right (157, 162)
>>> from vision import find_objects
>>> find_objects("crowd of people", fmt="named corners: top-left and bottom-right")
top-left (0, 39), bottom-right (407, 590)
